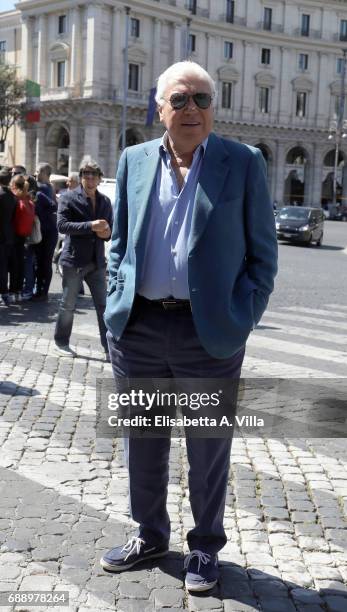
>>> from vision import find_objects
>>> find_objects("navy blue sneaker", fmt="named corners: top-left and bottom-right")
top-left (100, 536), bottom-right (169, 572)
top-left (184, 550), bottom-right (219, 592)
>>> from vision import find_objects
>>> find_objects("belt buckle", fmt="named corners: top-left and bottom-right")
top-left (162, 300), bottom-right (177, 310)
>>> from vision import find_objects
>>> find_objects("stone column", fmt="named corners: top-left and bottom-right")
top-left (173, 23), bottom-right (182, 62)
top-left (21, 16), bottom-right (33, 79)
top-left (70, 7), bottom-right (81, 89)
top-left (240, 42), bottom-right (253, 121)
top-left (68, 123), bottom-right (79, 173)
top-left (311, 143), bottom-right (323, 205)
top-left (35, 124), bottom-right (46, 166)
top-left (303, 148), bottom-right (313, 205)
top-left (37, 14), bottom-right (47, 88)
top-left (274, 140), bottom-right (286, 204)
top-left (83, 124), bottom-right (100, 160)
top-left (278, 47), bottom-right (291, 125)
top-left (84, 3), bottom-right (102, 96)
top-left (205, 33), bottom-right (215, 75)
top-left (151, 18), bottom-right (162, 85)
top-left (316, 52), bottom-right (328, 128)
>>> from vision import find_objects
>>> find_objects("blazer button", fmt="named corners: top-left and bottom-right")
top-left (191, 288), bottom-right (198, 292)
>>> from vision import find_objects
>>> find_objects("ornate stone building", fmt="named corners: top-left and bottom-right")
top-left (1, 0), bottom-right (347, 205)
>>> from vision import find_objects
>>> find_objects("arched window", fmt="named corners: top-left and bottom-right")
top-left (49, 42), bottom-right (70, 88)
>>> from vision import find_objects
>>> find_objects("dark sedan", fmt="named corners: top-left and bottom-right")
top-left (276, 207), bottom-right (324, 246)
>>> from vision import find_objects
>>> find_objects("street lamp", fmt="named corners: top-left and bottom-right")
top-left (328, 48), bottom-right (347, 207)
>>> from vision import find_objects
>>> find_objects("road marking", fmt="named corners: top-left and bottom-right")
top-left (255, 324), bottom-right (347, 345)
top-left (325, 304), bottom-right (347, 312)
top-left (243, 355), bottom-right (340, 378)
top-left (280, 306), bottom-right (347, 319)
top-left (249, 335), bottom-right (347, 365)
top-left (263, 310), bottom-right (347, 331)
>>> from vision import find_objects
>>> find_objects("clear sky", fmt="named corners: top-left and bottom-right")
top-left (1, 1), bottom-right (17, 13)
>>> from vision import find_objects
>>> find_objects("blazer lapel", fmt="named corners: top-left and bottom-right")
top-left (133, 143), bottom-right (160, 248)
top-left (188, 133), bottom-right (230, 253)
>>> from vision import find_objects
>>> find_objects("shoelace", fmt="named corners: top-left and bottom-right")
top-left (121, 536), bottom-right (145, 561)
top-left (184, 550), bottom-right (212, 573)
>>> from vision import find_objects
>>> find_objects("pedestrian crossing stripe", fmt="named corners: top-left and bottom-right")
top-left (255, 323), bottom-right (347, 346)
top-left (262, 310), bottom-right (347, 332)
top-left (242, 356), bottom-right (340, 378)
top-left (280, 306), bottom-right (347, 319)
top-left (324, 304), bottom-right (347, 311)
top-left (249, 335), bottom-right (347, 365)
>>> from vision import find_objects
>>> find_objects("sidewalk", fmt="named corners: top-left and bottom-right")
top-left (0, 290), bottom-right (347, 612)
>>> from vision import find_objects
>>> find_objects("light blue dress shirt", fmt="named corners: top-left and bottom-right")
top-left (138, 134), bottom-right (207, 299)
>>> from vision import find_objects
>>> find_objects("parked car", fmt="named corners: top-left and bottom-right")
top-left (334, 204), bottom-right (347, 221)
top-left (275, 207), bottom-right (324, 246)
top-left (323, 203), bottom-right (347, 221)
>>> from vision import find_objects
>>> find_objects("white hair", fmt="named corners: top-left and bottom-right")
top-left (155, 61), bottom-right (217, 107)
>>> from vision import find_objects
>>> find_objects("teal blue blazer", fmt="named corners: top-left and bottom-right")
top-left (105, 133), bottom-right (278, 359)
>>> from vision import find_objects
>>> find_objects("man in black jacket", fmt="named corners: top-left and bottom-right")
top-left (0, 167), bottom-right (17, 306)
top-left (31, 163), bottom-right (58, 301)
top-left (54, 157), bottom-right (113, 358)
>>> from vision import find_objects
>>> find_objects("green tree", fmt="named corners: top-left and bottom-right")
top-left (0, 63), bottom-right (26, 146)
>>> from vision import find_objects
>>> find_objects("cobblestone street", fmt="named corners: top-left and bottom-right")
top-left (1, 277), bottom-right (347, 612)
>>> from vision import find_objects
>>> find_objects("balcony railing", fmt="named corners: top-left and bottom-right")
top-left (333, 32), bottom-right (347, 42)
top-left (293, 27), bottom-right (321, 39)
top-left (185, 4), bottom-right (209, 17)
top-left (154, 0), bottom-right (177, 5)
top-left (218, 14), bottom-right (246, 26)
top-left (256, 21), bottom-right (284, 33)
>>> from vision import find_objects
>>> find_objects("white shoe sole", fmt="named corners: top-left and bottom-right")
top-left (185, 578), bottom-right (218, 592)
top-left (100, 549), bottom-right (168, 572)
top-left (53, 346), bottom-right (76, 358)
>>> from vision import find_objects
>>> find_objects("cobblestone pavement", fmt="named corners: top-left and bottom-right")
top-left (0, 284), bottom-right (346, 612)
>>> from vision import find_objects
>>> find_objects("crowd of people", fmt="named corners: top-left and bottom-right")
top-left (0, 163), bottom-right (78, 306)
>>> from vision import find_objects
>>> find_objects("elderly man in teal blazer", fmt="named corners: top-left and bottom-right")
top-left (101, 61), bottom-right (277, 592)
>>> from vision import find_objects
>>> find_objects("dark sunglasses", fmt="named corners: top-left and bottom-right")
top-left (166, 92), bottom-right (213, 110)
top-left (81, 170), bottom-right (99, 177)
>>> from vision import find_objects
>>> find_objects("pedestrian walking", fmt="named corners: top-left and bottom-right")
top-left (0, 167), bottom-right (17, 306)
top-left (10, 174), bottom-right (35, 302)
top-left (54, 156), bottom-right (113, 358)
top-left (101, 61), bottom-right (278, 591)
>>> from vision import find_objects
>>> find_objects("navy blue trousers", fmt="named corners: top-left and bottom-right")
top-left (107, 296), bottom-right (245, 554)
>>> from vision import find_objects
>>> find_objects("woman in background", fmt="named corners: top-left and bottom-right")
top-left (10, 174), bottom-right (35, 302)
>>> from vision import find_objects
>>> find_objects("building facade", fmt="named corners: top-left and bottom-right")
top-left (1, 0), bottom-right (347, 205)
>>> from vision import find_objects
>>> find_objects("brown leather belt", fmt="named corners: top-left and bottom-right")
top-left (136, 294), bottom-right (191, 311)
